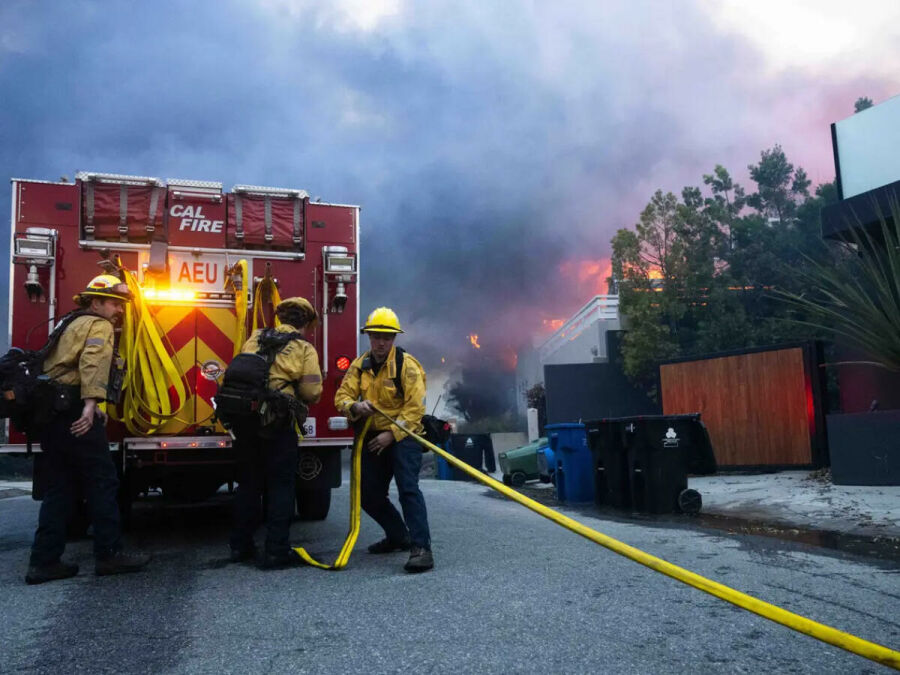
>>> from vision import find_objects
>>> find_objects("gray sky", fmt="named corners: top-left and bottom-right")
top-left (2, 0), bottom-right (899, 378)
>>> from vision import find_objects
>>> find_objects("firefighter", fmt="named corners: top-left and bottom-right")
top-left (229, 297), bottom-right (323, 569)
top-left (334, 307), bottom-right (434, 573)
top-left (26, 274), bottom-right (150, 584)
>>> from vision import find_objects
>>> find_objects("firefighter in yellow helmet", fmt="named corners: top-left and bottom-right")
top-left (334, 307), bottom-right (434, 573)
top-left (27, 274), bottom-right (150, 584)
top-left (227, 296), bottom-right (323, 569)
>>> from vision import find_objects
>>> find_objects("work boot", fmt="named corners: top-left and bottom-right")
top-left (95, 550), bottom-right (151, 576)
top-left (230, 545), bottom-right (257, 563)
top-left (259, 550), bottom-right (302, 570)
top-left (25, 561), bottom-right (79, 585)
top-left (404, 546), bottom-right (434, 573)
top-left (367, 537), bottom-right (411, 554)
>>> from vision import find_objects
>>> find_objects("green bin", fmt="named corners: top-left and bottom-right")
top-left (498, 438), bottom-right (548, 487)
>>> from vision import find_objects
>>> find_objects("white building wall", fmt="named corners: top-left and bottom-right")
top-left (516, 295), bottom-right (621, 416)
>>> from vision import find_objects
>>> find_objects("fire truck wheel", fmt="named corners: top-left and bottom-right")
top-left (296, 487), bottom-right (331, 521)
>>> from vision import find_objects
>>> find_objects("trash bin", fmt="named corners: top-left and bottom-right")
top-left (445, 434), bottom-right (495, 481)
top-left (537, 443), bottom-right (556, 484)
top-left (586, 415), bottom-right (714, 514)
top-left (623, 414), bottom-right (713, 513)
top-left (499, 438), bottom-right (548, 487)
top-left (546, 423), bottom-right (593, 503)
top-left (585, 420), bottom-right (631, 509)
top-left (435, 441), bottom-right (454, 480)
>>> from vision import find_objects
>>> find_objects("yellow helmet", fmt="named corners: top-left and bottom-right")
top-left (360, 306), bottom-right (404, 334)
top-left (73, 274), bottom-right (132, 304)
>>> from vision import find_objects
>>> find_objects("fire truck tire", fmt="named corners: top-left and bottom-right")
top-left (296, 487), bottom-right (331, 521)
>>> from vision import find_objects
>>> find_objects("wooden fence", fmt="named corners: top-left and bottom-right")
top-left (659, 343), bottom-right (827, 469)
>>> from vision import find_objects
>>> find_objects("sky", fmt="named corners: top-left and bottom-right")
top-left (2, 0), bottom-right (899, 408)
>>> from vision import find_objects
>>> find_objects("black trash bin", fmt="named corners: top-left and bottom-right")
top-left (624, 414), bottom-right (715, 514)
top-left (586, 420), bottom-right (631, 509)
top-left (587, 414), bottom-right (716, 514)
top-left (447, 434), bottom-right (495, 481)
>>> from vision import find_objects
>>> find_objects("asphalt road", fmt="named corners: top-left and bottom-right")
top-left (1, 477), bottom-right (898, 674)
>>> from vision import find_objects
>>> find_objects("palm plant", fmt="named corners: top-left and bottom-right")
top-left (775, 193), bottom-right (900, 372)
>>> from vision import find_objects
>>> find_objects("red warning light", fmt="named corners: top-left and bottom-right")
top-left (336, 356), bottom-right (351, 371)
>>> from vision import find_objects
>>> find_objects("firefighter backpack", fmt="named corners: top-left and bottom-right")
top-left (214, 328), bottom-right (309, 435)
top-left (389, 347), bottom-right (451, 448)
top-left (0, 311), bottom-right (90, 434)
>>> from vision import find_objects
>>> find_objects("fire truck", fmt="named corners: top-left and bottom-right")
top-left (4, 171), bottom-right (360, 520)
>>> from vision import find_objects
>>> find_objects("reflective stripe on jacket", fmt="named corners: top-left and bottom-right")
top-left (42, 315), bottom-right (115, 400)
top-left (334, 345), bottom-right (426, 442)
top-left (241, 325), bottom-right (323, 404)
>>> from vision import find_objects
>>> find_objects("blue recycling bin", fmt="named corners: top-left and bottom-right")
top-left (537, 443), bottom-right (556, 484)
top-left (435, 440), bottom-right (454, 480)
top-left (546, 423), bottom-right (593, 503)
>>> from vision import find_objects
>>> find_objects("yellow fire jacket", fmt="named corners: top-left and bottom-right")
top-left (241, 325), bottom-right (323, 404)
top-left (334, 345), bottom-right (426, 442)
top-left (42, 315), bottom-right (116, 401)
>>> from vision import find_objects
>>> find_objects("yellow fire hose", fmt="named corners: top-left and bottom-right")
top-left (301, 407), bottom-right (899, 669)
top-left (251, 269), bottom-right (282, 333)
top-left (111, 268), bottom-right (190, 435)
top-left (227, 260), bottom-right (250, 357)
top-left (292, 418), bottom-right (370, 569)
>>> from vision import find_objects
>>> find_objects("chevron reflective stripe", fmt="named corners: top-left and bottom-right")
top-left (196, 307), bottom-right (238, 430)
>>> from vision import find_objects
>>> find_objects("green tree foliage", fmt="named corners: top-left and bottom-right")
top-left (854, 97), bottom-right (874, 112)
top-left (611, 146), bottom-right (838, 381)
top-left (446, 365), bottom-right (515, 422)
top-left (776, 195), bottom-right (900, 372)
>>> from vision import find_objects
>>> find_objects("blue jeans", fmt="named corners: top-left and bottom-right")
top-left (361, 436), bottom-right (431, 549)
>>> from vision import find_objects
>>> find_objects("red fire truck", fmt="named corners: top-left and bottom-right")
top-left (4, 171), bottom-right (360, 520)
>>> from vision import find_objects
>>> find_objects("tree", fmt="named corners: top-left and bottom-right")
top-left (611, 190), bottom-right (687, 380)
top-left (446, 365), bottom-right (515, 422)
top-left (611, 148), bottom-right (838, 384)
top-left (854, 97), bottom-right (874, 113)
top-left (745, 145), bottom-right (808, 224)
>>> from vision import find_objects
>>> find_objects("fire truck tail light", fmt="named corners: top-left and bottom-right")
top-left (142, 288), bottom-right (197, 302)
top-left (335, 356), bottom-right (351, 371)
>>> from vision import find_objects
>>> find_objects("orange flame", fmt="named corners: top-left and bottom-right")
top-left (504, 348), bottom-right (518, 370)
top-left (558, 258), bottom-right (612, 296)
top-left (468, 334), bottom-right (481, 349)
top-left (542, 318), bottom-right (565, 332)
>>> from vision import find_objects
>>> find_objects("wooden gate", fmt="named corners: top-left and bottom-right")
top-left (659, 343), bottom-right (827, 469)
